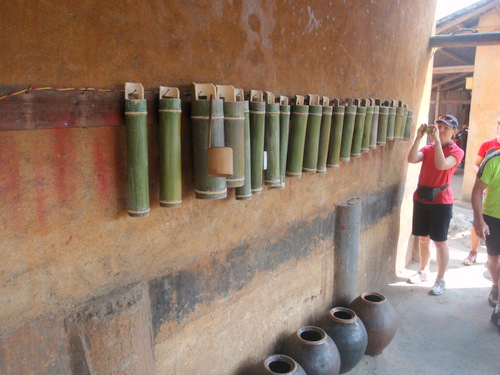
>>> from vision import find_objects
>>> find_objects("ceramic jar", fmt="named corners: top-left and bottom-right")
top-left (260, 354), bottom-right (306, 375)
top-left (322, 307), bottom-right (368, 374)
top-left (281, 326), bottom-right (341, 375)
top-left (349, 292), bottom-right (399, 356)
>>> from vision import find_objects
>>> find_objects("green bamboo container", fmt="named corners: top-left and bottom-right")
top-left (377, 103), bottom-right (389, 146)
top-left (317, 98), bottom-right (333, 173)
top-left (277, 96), bottom-right (291, 189)
top-left (404, 110), bottom-right (414, 140)
top-left (235, 99), bottom-right (252, 200)
top-left (217, 85), bottom-right (245, 188)
top-left (264, 92), bottom-right (281, 187)
top-left (249, 90), bottom-right (266, 194)
top-left (286, 95), bottom-right (309, 177)
top-left (158, 86), bottom-right (182, 208)
top-left (369, 103), bottom-right (379, 149)
top-left (400, 106), bottom-right (409, 139)
top-left (394, 105), bottom-right (406, 140)
top-left (339, 101), bottom-right (356, 161)
top-left (361, 100), bottom-right (373, 153)
top-left (302, 94), bottom-right (322, 173)
top-left (124, 82), bottom-right (150, 217)
top-left (351, 103), bottom-right (366, 158)
top-left (327, 99), bottom-right (345, 168)
top-left (386, 104), bottom-right (396, 141)
top-left (190, 83), bottom-right (227, 200)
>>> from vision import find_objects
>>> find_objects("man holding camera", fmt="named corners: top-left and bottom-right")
top-left (406, 115), bottom-right (464, 295)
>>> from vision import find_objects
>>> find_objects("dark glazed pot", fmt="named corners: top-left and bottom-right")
top-left (322, 307), bottom-right (368, 374)
top-left (281, 326), bottom-right (341, 375)
top-left (349, 292), bottom-right (399, 356)
top-left (260, 354), bottom-right (306, 375)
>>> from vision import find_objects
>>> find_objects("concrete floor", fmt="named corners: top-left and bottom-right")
top-left (349, 168), bottom-right (499, 375)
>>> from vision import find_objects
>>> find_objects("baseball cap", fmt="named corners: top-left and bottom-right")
top-left (437, 114), bottom-right (459, 128)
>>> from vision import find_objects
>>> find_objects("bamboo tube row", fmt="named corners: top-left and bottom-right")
top-left (125, 81), bottom-right (414, 215)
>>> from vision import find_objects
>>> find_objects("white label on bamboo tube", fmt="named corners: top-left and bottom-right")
top-left (263, 151), bottom-right (267, 170)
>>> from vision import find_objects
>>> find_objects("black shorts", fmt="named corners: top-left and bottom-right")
top-left (484, 214), bottom-right (500, 256)
top-left (412, 200), bottom-right (453, 242)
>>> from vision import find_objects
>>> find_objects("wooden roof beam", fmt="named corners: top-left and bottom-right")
top-left (438, 49), bottom-right (473, 65)
top-left (432, 73), bottom-right (469, 88)
top-left (436, 2), bottom-right (497, 34)
top-left (433, 65), bottom-right (474, 74)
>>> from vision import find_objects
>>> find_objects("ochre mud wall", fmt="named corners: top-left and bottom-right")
top-left (0, 1), bottom-right (436, 374)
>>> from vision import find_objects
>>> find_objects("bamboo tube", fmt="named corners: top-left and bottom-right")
top-left (339, 100), bottom-right (356, 161)
top-left (400, 105), bottom-right (409, 139)
top-left (159, 86), bottom-right (182, 208)
top-left (327, 99), bottom-right (345, 168)
top-left (386, 101), bottom-right (396, 141)
top-left (302, 94), bottom-right (322, 173)
top-left (277, 96), bottom-right (291, 189)
top-left (217, 85), bottom-right (245, 188)
top-left (317, 97), bottom-right (333, 173)
top-left (264, 92), bottom-right (281, 187)
top-left (351, 100), bottom-right (366, 158)
top-left (361, 99), bottom-right (373, 153)
top-left (125, 82), bottom-right (150, 217)
top-left (377, 100), bottom-right (389, 146)
top-left (190, 83), bottom-right (227, 200)
top-left (249, 90), bottom-right (266, 194)
top-left (394, 104), bottom-right (406, 140)
top-left (235, 92), bottom-right (252, 200)
top-left (404, 110), bottom-right (414, 140)
top-left (286, 95), bottom-right (309, 177)
top-left (369, 102), bottom-right (379, 149)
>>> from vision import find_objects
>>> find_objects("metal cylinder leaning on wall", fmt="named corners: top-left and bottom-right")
top-left (386, 100), bottom-right (397, 141)
top-left (361, 99), bottom-right (373, 153)
top-left (235, 91), bottom-right (252, 200)
top-left (277, 96), bottom-right (291, 189)
top-left (327, 99), bottom-right (345, 168)
top-left (339, 99), bottom-right (356, 162)
top-left (404, 110), bottom-right (414, 141)
top-left (190, 83), bottom-right (227, 200)
top-left (394, 102), bottom-right (406, 140)
top-left (302, 94), bottom-right (323, 173)
top-left (350, 99), bottom-right (366, 158)
top-left (286, 95), bottom-right (309, 177)
top-left (249, 90), bottom-right (266, 194)
top-left (264, 91), bottom-right (281, 187)
top-left (316, 96), bottom-right (333, 173)
top-left (217, 84), bottom-right (245, 188)
top-left (158, 86), bottom-right (182, 208)
top-left (377, 99), bottom-right (389, 146)
top-left (124, 82), bottom-right (150, 217)
top-left (369, 100), bottom-right (379, 149)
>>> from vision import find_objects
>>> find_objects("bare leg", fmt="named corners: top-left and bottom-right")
top-left (471, 226), bottom-right (481, 251)
top-left (434, 240), bottom-right (450, 280)
top-left (419, 236), bottom-right (432, 272)
top-left (487, 255), bottom-right (500, 286)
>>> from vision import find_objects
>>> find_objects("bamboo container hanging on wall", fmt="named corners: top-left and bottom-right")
top-left (124, 82), bottom-right (150, 217)
top-left (190, 83), bottom-right (227, 200)
top-left (361, 99), bottom-right (373, 153)
top-left (327, 99), bottom-right (345, 168)
top-left (286, 95), bottom-right (309, 177)
top-left (316, 96), bottom-right (333, 173)
top-left (394, 101), bottom-right (407, 140)
top-left (351, 99), bottom-right (366, 158)
top-left (377, 99), bottom-right (389, 146)
top-left (249, 90), bottom-right (266, 194)
top-left (339, 99), bottom-right (356, 162)
top-left (404, 110), bottom-right (414, 140)
top-left (277, 96), bottom-right (291, 189)
top-left (399, 102), bottom-right (409, 139)
top-left (386, 100), bottom-right (397, 141)
top-left (217, 85), bottom-right (245, 188)
top-left (235, 89), bottom-right (252, 200)
top-left (264, 91), bottom-right (281, 187)
top-left (369, 99), bottom-right (380, 149)
top-left (158, 86), bottom-right (182, 208)
top-left (302, 94), bottom-right (322, 173)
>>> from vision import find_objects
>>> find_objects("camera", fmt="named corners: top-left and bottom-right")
top-left (425, 125), bottom-right (434, 134)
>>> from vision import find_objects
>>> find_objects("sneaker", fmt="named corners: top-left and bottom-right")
top-left (490, 309), bottom-right (500, 332)
top-left (429, 279), bottom-right (446, 295)
top-left (489, 285), bottom-right (499, 308)
top-left (407, 270), bottom-right (428, 284)
top-left (462, 251), bottom-right (477, 266)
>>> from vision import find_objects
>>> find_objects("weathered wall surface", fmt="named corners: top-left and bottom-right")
top-left (462, 10), bottom-right (500, 201)
top-left (0, 1), bottom-right (436, 374)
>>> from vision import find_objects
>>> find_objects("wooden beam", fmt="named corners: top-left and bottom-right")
top-left (438, 49), bottom-right (473, 65)
top-left (436, 2), bottom-right (496, 34)
top-left (433, 73), bottom-right (470, 88)
top-left (435, 84), bottom-right (442, 120)
top-left (442, 81), bottom-right (468, 91)
top-left (430, 32), bottom-right (500, 48)
top-left (433, 65), bottom-right (474, 74)
top-left (430, 99), bottom-right (471, 105)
